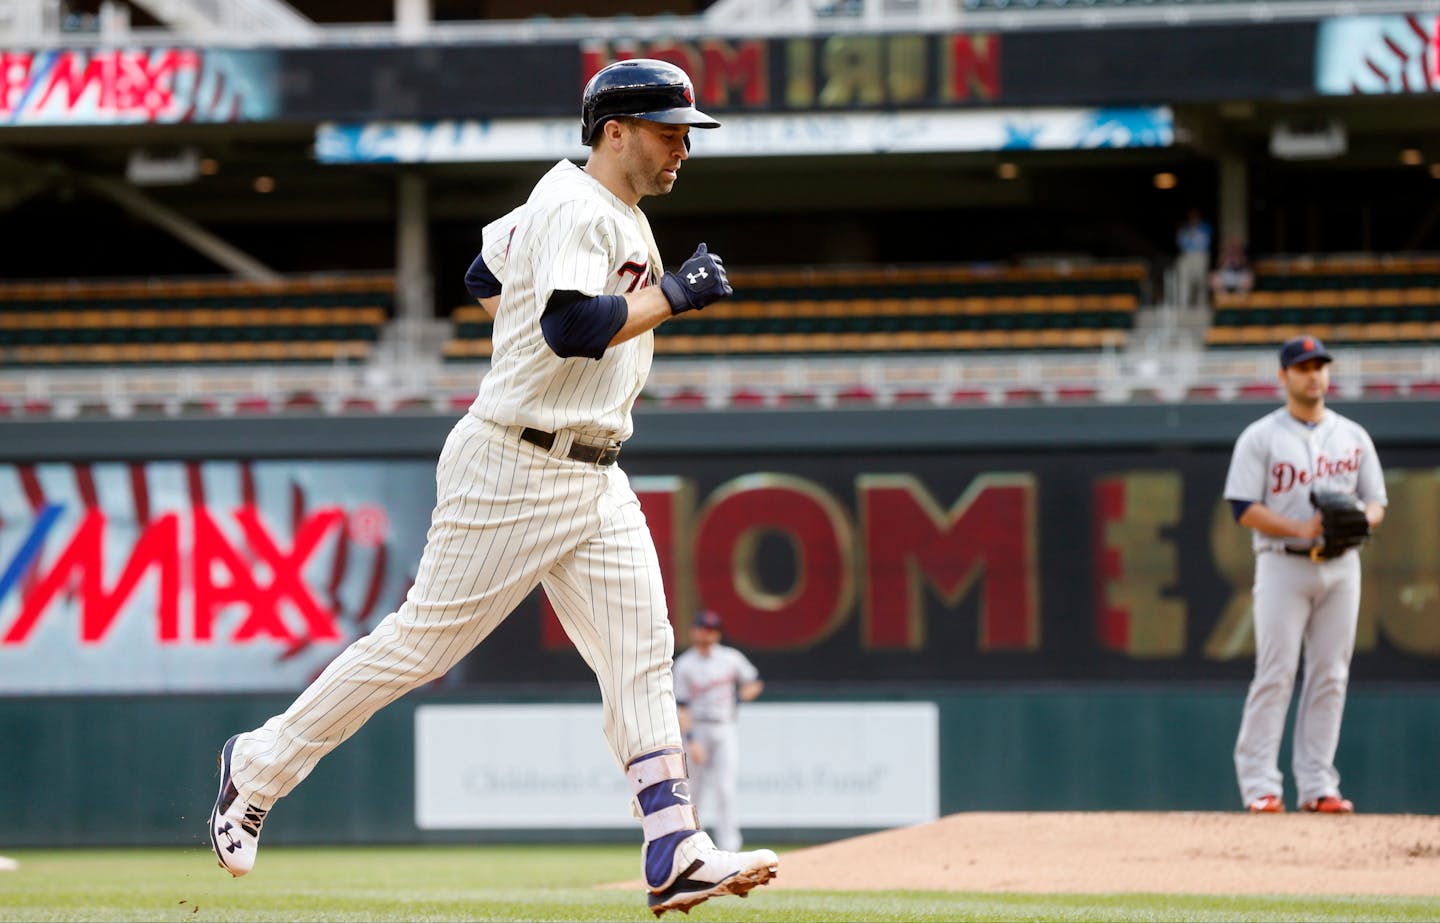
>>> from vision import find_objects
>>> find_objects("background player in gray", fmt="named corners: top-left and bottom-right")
top-left (1222, 334), bottom-right (1386, 814)
top-left (673, 610), bottom-right (764, 852)
top-left (207, 59), bottom-right (778, 917)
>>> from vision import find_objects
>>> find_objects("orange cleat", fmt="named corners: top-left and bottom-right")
top-left (1301, 795), bottom-right (1354, 813)
top-left (1247, 794), bottom-right (1285, 813)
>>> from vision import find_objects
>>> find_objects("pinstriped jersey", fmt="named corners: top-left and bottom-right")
top-left (468, 159), bottom-right (658, 442)
top-left (475, 203), bottom-right (522, 286)
top-left (1223, 407), bottom-right (1387, 554)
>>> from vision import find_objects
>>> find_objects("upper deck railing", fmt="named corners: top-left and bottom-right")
top-left (2, 0), bottom-right (1435, 48)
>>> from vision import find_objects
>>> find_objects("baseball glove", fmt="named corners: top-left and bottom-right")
top-left (1309, 489), bottom-right (1372, 560)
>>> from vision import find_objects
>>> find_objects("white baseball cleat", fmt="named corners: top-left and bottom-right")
top-left (647, 832), bottom-right (779, 918)
top-left (208, 734), bottom-right (268, 877)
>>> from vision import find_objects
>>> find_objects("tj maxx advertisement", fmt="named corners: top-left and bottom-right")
top-left (1, 448), bottom-right (1437, 694)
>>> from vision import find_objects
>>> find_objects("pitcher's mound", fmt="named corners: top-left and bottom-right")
top-left (770, 812), bottom-right (1440, 895)
top-left (606, 812), bottom-right (1440, 896)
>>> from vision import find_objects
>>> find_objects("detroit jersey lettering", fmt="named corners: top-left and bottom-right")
top-left (1222, 407), bottom-right (1386, 553)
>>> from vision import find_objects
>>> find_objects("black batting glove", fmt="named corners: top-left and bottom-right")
top-left (660, 243), bottom-right (732, 315)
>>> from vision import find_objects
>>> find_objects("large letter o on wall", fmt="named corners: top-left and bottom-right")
top-left (693, 474), bottom-right (853, 650)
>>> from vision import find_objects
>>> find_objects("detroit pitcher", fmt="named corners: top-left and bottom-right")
top-left (207, 58), bottom-right (778, 917)
top-left (1222, 334), bottom-right (1386, 814)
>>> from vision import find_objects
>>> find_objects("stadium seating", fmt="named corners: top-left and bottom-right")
top-left (0, 274), bottom-right (393, 367)
top-left (1206, 253), bottom-right (1440, 349)
top-left (443, 261), bottom-right (1144, 360)
top-left (10, 253), bottom-right (1440, 417)
top-left (444, 303), bottom-right (496, 360)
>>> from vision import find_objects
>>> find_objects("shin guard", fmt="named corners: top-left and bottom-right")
top-left (626, 748), bottom-right (703, 891)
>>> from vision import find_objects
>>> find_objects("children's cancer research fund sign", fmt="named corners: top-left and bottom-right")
top-left (2, 452), bottom-right (1436, 694)
top-left (414, 702), bottom-right (940, 831)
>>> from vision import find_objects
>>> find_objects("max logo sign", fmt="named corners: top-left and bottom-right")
top-left (0, 504), bottom-right (344, 646)
top-left (0, 48), bottom-right (273, 125)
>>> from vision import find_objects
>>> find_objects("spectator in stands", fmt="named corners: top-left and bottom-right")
top-left (1174, 208), bottom-right (1214, 309)
top-left (1210, 236), bottom-right (1255, 302)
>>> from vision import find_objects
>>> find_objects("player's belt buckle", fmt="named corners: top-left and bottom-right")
top-left (569, 441), bottom-right (621, 466)
top-left (519, 427), bottom-right (620, 467)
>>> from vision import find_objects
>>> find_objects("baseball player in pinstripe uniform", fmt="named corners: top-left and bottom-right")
top-left (673, 610), bottom-right (763, 853)
top-left (1223, 335), bottom-right (1386, 814)
top-left (208, 59), bottom-right (778, 917)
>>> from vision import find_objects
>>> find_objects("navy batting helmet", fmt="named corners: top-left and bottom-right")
top-left (580, 58), bottom-right (720, 146)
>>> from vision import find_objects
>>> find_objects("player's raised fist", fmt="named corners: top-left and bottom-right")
top-left (661, 242), bottom-right (732, 314)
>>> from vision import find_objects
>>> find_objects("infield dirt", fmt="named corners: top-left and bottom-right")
top-left (605, 811), bottom-right (1440, 896)
top-left (763, 811), bottom-right (1440, 896)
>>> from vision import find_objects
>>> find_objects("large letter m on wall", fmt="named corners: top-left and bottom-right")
top-left (858, 474), bottom-right (1038, 651)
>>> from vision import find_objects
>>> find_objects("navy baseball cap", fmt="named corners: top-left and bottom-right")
top-left (695, 610), bottom-right (723, 630)
top-left (1279, 335), bottom-right (1332, 369)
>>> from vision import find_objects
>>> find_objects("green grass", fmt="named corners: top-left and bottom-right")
top-left (0, 846), bottom-right (1435, 922)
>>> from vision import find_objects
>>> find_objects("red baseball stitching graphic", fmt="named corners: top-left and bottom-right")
top-left (1354, 14), bottom-right (1440, 93)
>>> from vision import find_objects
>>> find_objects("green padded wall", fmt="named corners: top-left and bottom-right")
top-left (1, 688), bottom-right (1434, 848)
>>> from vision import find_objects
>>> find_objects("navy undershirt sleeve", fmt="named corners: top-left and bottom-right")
top-left (540, 290), bottom-right (628, 360)
top-left (464, 252), bottom-right (502, 299)
top-left (1230, 499), bottom-right (1255, 522)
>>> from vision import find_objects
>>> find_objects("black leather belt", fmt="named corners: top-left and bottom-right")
top-left (1284, 546), bottom-right (1325, 562)
top-left (520, 427), bottom-right (621, 466)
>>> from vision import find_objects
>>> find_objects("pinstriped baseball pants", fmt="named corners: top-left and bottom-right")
top-left (231, 413), bottom-right (681, 808)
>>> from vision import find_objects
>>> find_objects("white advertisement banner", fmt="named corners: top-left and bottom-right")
top-left (316, 107), bottom-right (1172, 164)
top-left (414, 701), bottom-right (939, 830)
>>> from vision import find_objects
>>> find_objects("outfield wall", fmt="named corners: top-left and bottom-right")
top-left (1, 687), bottom-right (1437, 848)
top-left (1, 402), bottom-right (1437, 846)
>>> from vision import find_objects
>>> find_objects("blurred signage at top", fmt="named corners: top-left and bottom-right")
top-left (315, 107), bottom-right (1173, 163)
top-left (0, 47), bottom-right (277, 125)
top-left (581, 36), bottom-right (1002, 109)
top-left (1316, 14), bottom-right (1440, 94)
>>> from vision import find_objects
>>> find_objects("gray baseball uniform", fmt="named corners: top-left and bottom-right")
top-left (673, 642), bottom-right (760, 851)
top-left (1223, 407), bottom-right (1386, 808)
